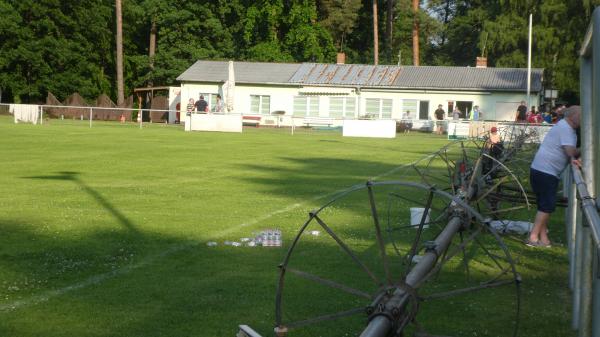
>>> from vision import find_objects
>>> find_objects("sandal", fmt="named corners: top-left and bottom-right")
top-left (525, 240), bottom-right (552, 248)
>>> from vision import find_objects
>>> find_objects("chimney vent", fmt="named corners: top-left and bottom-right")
top-left (336, 52), bottom-right (346, 65)
top-left (476, 57), bottom-right (487, 68)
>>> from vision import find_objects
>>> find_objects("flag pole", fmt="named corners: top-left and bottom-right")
top-left (527, 13), bottom-right (532, 108)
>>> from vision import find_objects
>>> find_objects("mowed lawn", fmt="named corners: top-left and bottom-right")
top-left (0, 116), bottom-right (573, 337)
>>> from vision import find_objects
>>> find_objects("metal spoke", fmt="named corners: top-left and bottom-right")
top-left (473, 236), bottom-right (507, 271)
top-left (313, 215), bottom-right (381, 286)
top-left (476, 176), bottom-right (509, 203)
top-left (367, 182), bottom-right (392, 286)
top-left (404, 189), bottom-right (435, 280)
top-left (415, 227), bottom-right (483, 288)
top-left (459, 231), bottom-right (471, 282)
top-left (420, 279), bottom-right (516, 302)
top-left (485, 205), bottom-right (526, 215)
top-left (388, 218), bottom-right (447, 232)
top-left (285, 307), bottom-right (365, 328)
top-left (388, 192), bottom-right (445, 214)
top-left (286, 267), bottom-right (372, 299)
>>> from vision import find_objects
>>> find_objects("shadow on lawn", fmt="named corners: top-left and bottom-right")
top-left (0, 214), bottom-right (570, 337)
top-left (237, 156), bottom-right (410, 194)
top-left (23, 171), bottom-right (140, 235)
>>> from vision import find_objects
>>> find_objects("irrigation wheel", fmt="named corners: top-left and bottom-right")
top-left (275, 181), bottom-right (521, 337)
top-left (397, 137), bottom-right (532, 235)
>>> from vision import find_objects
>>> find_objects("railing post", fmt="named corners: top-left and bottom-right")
top-left (574, 214), bottom-right (583, 331)
top-left (567, 171), bottom-right (577, 290)
top-left (579, 229), bottom-right (593, 337)
top-left (593, 247), bottom-right (600, 337)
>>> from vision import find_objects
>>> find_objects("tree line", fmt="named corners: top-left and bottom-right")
top-left (0, 0), bottom-right (597, 105)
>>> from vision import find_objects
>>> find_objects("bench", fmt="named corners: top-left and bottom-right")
top-left (302, 117), bottom-right (336, 128)
top-left (242, 115), bottom-right (261, 127)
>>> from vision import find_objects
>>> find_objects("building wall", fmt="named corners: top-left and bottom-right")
top-left (179, 82), bottom-right (541, 126)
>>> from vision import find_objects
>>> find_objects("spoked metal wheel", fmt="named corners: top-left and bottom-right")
top-left (402, 138), bottom-right (532, 229)
top-left (275, 181), bottom-right (521, 337)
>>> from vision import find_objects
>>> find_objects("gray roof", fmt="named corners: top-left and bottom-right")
top-left (289, 63), bottom-right (543, 92)
top-left (177, 60), bottom-right (300, 84)
top-left (178, 60), bottom-right (543, 92)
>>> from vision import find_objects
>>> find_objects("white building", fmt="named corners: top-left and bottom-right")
top-left (175, 60), bottom-right (543, 129)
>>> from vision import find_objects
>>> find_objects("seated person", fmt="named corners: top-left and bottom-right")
top-left (401, 111), bottom-right (413, 133)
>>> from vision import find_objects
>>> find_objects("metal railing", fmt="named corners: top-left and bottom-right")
top-left (569, 6), bottom-right (600, 337)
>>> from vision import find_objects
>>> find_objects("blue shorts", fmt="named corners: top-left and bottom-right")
top-left (530, 168), bottom-right (559, 213)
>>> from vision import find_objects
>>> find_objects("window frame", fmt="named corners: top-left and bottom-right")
top-left (250, 95), bottom-right (271, 115)
top-left (293, 96), bottom-right (320, 117)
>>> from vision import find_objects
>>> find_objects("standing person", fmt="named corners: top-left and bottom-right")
top-left (213, 94), bottom-right (223, 113)
top-left (555, 104), bottom-right (565, 122)
top-left (528, 106), bottom-right (542, 123)
top-left (452, 106), bottom-right (461, 120)
top-left (186, 98), bottom-right (195, 116)
top-left (195, 94), bottom-right (208, 113)
top-left (470, 105), bottom-right (480, 121)
top-left (434, 104), bottom-right (445, 135)
top-left (542, 110), bottom-right (552, 124)
top-left (527, 106), bottom-right (581, 247)
top-left (482, 126), bottom-right (503, 178)
top-left (516, 100), bottom-right (527, 122)
top-left (401, 111), bottom-right (413, 133)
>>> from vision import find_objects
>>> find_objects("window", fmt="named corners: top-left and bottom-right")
top-left (456, 101), bottom-right (472, 119)
top-left (329, 97), bottom-right (356, 119)
top-left (419, 101), bottom-right (429, 120)
top-left (293, 96), bottom-right (319, 117)
top-left (250, 95), bottom-right (271, 114)
top-left (382, 99), bottom-right (393, 119)
top-left (365, 98), bottom-right (393, 119)
top-left (402, 99), bottom-right (418, 120)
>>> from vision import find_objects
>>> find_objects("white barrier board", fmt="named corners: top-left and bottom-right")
top-left (447, 122), bottom-right (470, 139)
top-left (185, 114), bottom-right (242, 133)
top-left (342, 120), bottom-right (396, 139)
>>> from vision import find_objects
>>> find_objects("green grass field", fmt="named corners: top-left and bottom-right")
top-left (0, 116), bottom-right (574, 337)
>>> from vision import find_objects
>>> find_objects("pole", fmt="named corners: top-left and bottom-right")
top-left (39, 106), bottom-right (43, 125)
top-left (527, 13), bottom-right (532, 108)
top-left (373, 0), bottom-right (379, 65)
top-left (89, 107), bottom-right (93, 128)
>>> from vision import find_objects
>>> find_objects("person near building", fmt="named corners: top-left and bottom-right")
top-left (186, 98), bottom-right (195, 116)
top-left (195, 94), bottom-right (208, 113)
top-left (401, 111), bottom-right (413, 133)
top-left (213, 94), bottom-right (224, 113)
top-left (555, 104), bottom-right (565, 122)
top-left (434, 104), bottom-right (445, 135)
top-left (527, 105), bottom-right (581, 248)
top-left (470, 105), bottom-right (480, 121)
top-left (527, 106), bottom-right (542, 123)
top-left (452, 106), bottom-right (461, 120)
top-left (542, 109), bottom-right (553, 124)
top-left (516, 101), bottom-right (527, 122)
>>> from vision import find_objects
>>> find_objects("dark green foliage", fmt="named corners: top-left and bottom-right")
top-left (0, 0), bottom-right (596, 104)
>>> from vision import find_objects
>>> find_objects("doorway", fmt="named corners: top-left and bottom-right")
top-left (419, 101), bottom-right (429, 120)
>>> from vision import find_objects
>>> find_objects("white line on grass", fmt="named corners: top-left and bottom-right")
top-left (0, 243), bottom-right (194, 312)
top-left (0, 155), bottom-right (433, 312)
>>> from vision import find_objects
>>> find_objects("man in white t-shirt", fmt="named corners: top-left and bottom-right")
top-left (528, 105), bottom-right (581, 247)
